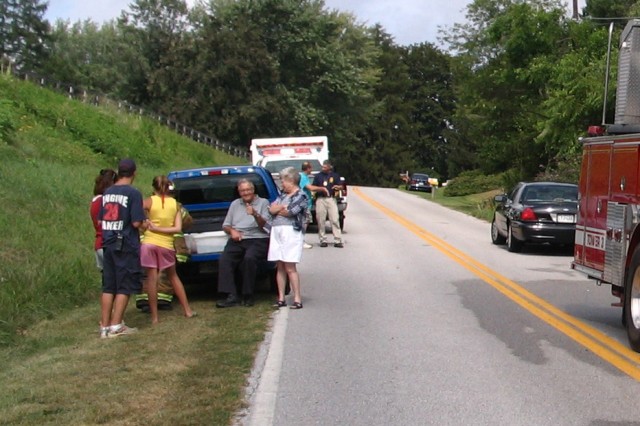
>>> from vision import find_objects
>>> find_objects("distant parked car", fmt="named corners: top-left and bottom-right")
top-left (406, 173), bottom-right (432, 193)
top-left (491, 182), bottom-right (578, 252)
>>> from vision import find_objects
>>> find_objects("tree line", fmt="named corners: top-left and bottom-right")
top-left (2, 0), bottom-right (637, 187)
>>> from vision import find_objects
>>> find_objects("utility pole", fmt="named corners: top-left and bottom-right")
top-left (573, 0), bottom-right (579, 20)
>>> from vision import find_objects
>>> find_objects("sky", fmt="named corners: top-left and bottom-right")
top-left (45, 0), bottom-right (588, 47)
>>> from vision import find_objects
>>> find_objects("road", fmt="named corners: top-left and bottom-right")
top-left (241, 186), bottom-right (640, 426)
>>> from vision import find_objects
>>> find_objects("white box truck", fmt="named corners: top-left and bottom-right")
top-left (250, 136), bottom-right (329, 176)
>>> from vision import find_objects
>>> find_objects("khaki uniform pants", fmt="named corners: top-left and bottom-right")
top-left (315, 197), bottom-right (342, 244)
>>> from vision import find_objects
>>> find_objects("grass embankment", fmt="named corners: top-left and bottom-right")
top-left (0, 75), bottom-right (268, 424)
top-left (403, 187), bottom-right (501, 222)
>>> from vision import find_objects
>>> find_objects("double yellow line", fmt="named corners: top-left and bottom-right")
top-left (354, 187), bottom-right (640, 380)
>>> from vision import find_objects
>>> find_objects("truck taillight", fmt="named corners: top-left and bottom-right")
top-left (520, 208), bottom-right (537, 221)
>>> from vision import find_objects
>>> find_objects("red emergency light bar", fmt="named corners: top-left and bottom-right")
top-left (255, 142), bottom-right (324, 149)
top-left (587, 126), bottom-right (605, 137)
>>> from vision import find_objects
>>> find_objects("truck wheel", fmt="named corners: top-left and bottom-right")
top-left (491, 217), bottom-right (506, 245)
top-left (624, 247), bottom-right (640, 352)
top-left (507, 224), bottom-right (523, 253)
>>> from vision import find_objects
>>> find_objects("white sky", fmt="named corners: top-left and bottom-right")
top-left (45, 0), bottom-right (588, 47)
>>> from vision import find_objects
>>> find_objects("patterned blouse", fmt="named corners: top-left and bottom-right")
top-left (270, 190), bottom-right (308, 231)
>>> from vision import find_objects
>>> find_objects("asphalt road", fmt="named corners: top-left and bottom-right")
top-left (241, 186), bottom-right (640, 426)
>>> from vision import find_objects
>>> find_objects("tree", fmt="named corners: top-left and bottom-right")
top-left (402, 43), bottom-right (456, 179)
top-left (1, 0), bottom-right (51, 72)
top-left (183, 0), bottom-right (381, 182)
top-left (583, 0), bottom-right (636, 18)
top-left (117, 0), bottom-right (190, 109)
top-left (43, 20), bottom-right (127, 95)
top-left (443, 0), bottom-right (573, 179)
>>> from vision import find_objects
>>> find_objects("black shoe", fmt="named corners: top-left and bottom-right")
top-left (320, 242), bottom-right (328, 247)
top-left (334, 243), bottom-right (344, 248)
top-left (216, 295), bottom-right (240, 308)
top-left (243, 295), bottom-right (255, 307)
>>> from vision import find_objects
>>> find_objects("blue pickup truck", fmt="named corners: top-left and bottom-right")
top-left (167, 165), bottom-right (280, 284)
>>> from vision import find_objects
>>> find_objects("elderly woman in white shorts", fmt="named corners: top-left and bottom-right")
top-left (268, 167), bottom-right (309, 309)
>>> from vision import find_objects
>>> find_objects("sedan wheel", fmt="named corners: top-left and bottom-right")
top-left (491, 219), bottom-right (506, 245)
top-left (507, 224), bottom-right (523, 253)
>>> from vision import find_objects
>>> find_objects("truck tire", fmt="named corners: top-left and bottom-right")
top-left (624, 246), bottom-right (640, 352)
top-left (507, 223), bottom-right (523, 253)
top-left (491, 217), bottom-right (506, 245)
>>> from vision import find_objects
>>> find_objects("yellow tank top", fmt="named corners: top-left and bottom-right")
top-left (144, 195), bottom-right (178, 250)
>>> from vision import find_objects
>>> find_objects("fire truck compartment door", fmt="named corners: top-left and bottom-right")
top-left (604, 203), bottom-right (629, 286)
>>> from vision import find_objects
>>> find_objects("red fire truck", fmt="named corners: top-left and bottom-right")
top-left (572, 20), bottom-right (640, 351)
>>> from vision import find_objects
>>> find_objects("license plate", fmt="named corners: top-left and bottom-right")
top-left (557, 214), bottom-right (574, 223)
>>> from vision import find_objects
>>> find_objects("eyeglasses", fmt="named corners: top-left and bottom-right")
top-left (239, 188), bottom-right (254, 193)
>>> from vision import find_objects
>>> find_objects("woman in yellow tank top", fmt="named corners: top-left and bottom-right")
top-left (141, 176), bottom-right (195, 324)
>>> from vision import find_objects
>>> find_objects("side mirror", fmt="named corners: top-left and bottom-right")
top-left (494, 194), bottom-right (506, 203)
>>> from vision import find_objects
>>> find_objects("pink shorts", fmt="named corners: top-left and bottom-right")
top-left (140, 244), bottom-right (176, 271)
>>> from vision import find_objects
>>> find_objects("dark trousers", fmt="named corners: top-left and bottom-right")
top-left (217, 238), bottom-right (269, 296)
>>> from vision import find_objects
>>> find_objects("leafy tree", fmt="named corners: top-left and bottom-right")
top-left (537, 20), bottom-right (612, 161)
top-left (443, 0), bottom-right (572, 180)
top-left (184, 0), bottom-right (381, 182)
top-left (43, 20), bottom-right (126, 95)
top-left (583, 0), bottom-right (636, 18)
top-left (1, 0), bottom-right (51, 72)
top-left (402, 43), bottom-right (456, 179)
top-left (353, 26), bottom-right (416, 186)
top-left (117, 0), bottom-right (190, 110)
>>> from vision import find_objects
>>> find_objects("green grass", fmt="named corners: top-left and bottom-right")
top-left (0, 75), bottom-right (267, 424)
top-left (0, 74), bottom-right (245, 345)
top-left (0, 298), bottom-right (274, 424)
top-left (0, 74), bottom-right (506, 424)
top-left (401, 186), bottom-right (501, 222)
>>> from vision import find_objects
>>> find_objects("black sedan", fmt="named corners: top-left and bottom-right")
top-left (491, 182), bottom-right (578, 252)
top-left (406, 173), bottom-right (432, 192)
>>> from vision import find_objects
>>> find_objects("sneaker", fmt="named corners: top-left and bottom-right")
top-left (216, 294), bottom-right (240, 308)
top-left (99, 327), bottom-right (109, 339)
top-left (320, 242), bottom-right (328, 247)
top-left (303, 242), bottom-right (313, 249)
top-left (334, 243), bottom-right (344, 248)
top-left (108, 323), bottom-right (138, 338)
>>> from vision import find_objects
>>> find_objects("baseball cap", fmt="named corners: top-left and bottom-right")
top-left (118, 158), bottom-right (137, 175)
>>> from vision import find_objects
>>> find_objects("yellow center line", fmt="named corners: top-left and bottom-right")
top-left (354, 187), bottom-right (640, 380)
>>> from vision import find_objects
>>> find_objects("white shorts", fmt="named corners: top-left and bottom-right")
top-left (268, 225), bottom-right (304, 263)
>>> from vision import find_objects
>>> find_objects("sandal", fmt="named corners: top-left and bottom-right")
top-left (273, 300), bottom-right (287, 308)
top-left (290, 302), bottom-right (303, 310)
